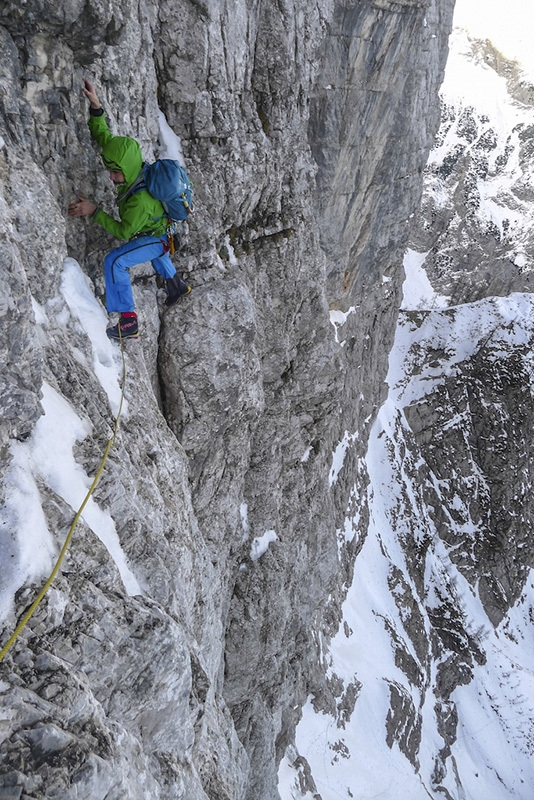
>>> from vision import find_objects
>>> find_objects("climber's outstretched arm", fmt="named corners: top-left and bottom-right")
top-left (82, 79), bottom-right (101, 110)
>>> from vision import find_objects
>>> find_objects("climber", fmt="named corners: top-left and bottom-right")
top-left (68, 79), bottom-right (190, 340)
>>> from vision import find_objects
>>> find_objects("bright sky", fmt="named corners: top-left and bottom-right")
top-left (454, 0), bottom-right (534, 78)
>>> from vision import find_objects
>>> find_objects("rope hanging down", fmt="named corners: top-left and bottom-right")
top-left (0, 331), bottom-right (127, 663)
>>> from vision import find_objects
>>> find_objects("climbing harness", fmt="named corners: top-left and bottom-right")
top-left (0, 328), bottom-right (127, 663)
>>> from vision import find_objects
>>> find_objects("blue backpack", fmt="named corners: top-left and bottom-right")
top-left (125, 159), bottom-right (194, 222)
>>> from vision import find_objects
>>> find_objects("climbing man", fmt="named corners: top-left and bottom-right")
top-left (68, 79), bottom-right (190, 340)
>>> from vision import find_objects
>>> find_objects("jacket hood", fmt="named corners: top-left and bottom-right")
top-left (101, 136), bottom-right (143, 187)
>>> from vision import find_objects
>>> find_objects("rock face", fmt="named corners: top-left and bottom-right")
top-left (0, 1), bottom-right (453, 799)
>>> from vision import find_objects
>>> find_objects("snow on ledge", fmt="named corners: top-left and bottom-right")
top-left (329, 430), bottom-right (358, 487)
top-left (60, 258), bottom-right (126, 417)
top-left (330, 306), bottom-right (357, 344)
top-left (157, 109), bottom-right (185, 165)
top-left (0, 381), bottom-right (142, 625)
top-left (250, 530), bottom-right (278, 561)
top-left (401, 249), bottom-right (450, 311)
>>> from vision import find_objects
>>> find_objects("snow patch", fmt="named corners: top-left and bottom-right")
top-left (401, 249), bottom-right (450, 310)
top-left (60, 259), bottom-right (126, 417)
top-left (300, 446), bottom-right (313, 463)
top-left (33, 383), bottom-right (142, 596)
top-left (224, 235), bottom-right (239, 266)
top-left (329, 431), bottom-right (358, 487)
top-left (240, 503), bottom-right (250, 541)
top-left (157, 109), bottom-right (185, 165)
top-left (0, 442), bottom-right (56, 624)
top-left (0, 379), bottom-right (142, 624)
top-left (250, 530), bottom-right (278, 561)
top-left (330, 307), bottom-right (356, 344)
top-left (31, 296), bottom-right (49, 325)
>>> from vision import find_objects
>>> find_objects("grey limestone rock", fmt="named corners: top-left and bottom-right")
top-left (0, 0), bottom-right (455, 798)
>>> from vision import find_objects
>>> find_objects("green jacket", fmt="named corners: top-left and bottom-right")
top-left (88, 112), bottom-right (168, 240)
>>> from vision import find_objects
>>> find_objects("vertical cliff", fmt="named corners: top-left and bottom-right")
top-left (0, 1), bottom-right (453, 798)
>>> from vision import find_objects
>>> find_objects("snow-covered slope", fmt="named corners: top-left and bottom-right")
top-left (1, 259), bottom-right (141, 621)
top-left (284, 263), bottom-right (534, 799)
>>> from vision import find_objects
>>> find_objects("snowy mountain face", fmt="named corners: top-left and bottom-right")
top-left (411, 28), bottom-right (534, 304)
top-left (0, 1), bottom-right (458, 799)
top-left (289, 284), bottom-right (534, 800)
top-left (283, 20), bottom-right (534, 800)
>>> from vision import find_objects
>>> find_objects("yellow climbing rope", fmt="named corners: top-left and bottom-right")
top-left (0, 330), bottom-right (127, 663)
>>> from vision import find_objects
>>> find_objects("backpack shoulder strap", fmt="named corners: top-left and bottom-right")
top-left (117, 166), bottom-right (147, 206)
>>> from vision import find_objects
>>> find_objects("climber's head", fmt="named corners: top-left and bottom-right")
top-left (103, 163), bottom-right (125, 184)
top-left (101, 135), bottom-right (143, 187)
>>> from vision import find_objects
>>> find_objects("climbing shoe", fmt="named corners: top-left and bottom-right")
top-left (165, 276), bottom-right (192, 308)
top-left (106, 313), bottom-right (139, 340)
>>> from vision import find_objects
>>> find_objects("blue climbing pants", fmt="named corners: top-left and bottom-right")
top-left (103, 235), bottom-right (176, 313)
